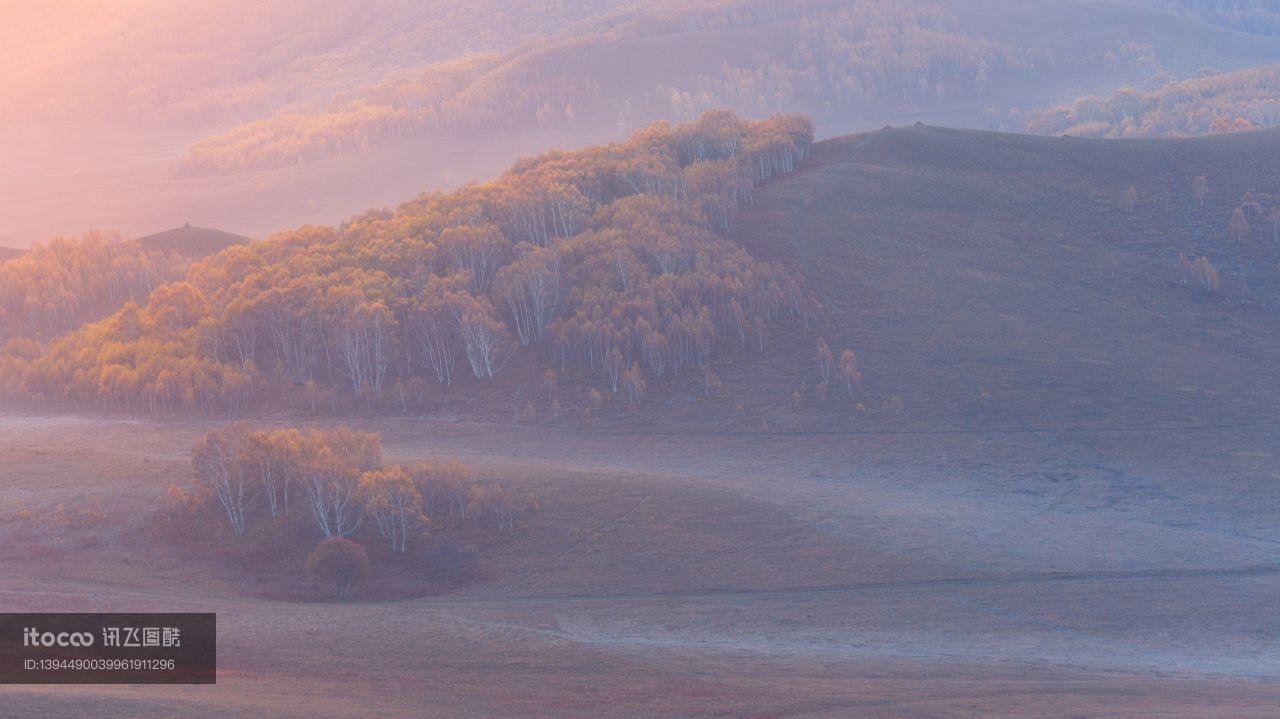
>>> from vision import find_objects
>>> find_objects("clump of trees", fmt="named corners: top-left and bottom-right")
top-left (1178, 253), bottom-right (1221, 292)
top-left (177, 424), bottom-right (526, 599)
top-left (1025, 65), bottom-right (1280, 138)
top-left (185, 424), bottom-right (522, 550)
top-left (813, 336), bottom-right (862, 401)
top-left (1, 111), bottom-right (820, 415)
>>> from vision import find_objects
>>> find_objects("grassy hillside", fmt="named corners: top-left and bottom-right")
top-left (135, 224), bottom-right (250, 259)
top-left (728, 124), bottom-right (1280, 429)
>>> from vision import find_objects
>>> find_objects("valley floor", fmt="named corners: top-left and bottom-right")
top-left (0, 414), bottom-right (1278, 717)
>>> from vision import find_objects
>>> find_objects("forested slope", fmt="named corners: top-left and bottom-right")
top-left (0, 234), bottom-right (189, 343)
top-left (0, 112), bottom-right (816, 416)
top-left (1024, 65), bottom-right (1280, 137)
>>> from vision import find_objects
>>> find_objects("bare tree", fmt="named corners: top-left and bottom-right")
top-left (1193, 175), bottom-right (1209, 208)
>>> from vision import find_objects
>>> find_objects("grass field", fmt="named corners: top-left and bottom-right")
top-left (2, 413), bottom-right (1279, 717)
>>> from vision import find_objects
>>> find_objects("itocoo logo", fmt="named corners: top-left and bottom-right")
top-left (23, 627), bottom-right (95, 647)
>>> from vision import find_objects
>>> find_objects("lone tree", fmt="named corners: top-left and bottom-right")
top-left (839, 349), bottom-right (863, 399)
top-left (1122, 185), bottom-right (1137, 214)
top-left (306, 537), bottom-right (371, 601)
top-left (1192, 175), bottom-right (1209, 208)
top-left (1242, 191), bottom-right (1262, 220)
top-left (1228, 207), bottom-right (1250, 242)
top-left (815, 337), bottom-right (834, 384)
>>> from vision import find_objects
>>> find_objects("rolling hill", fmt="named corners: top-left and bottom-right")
top-left (5, 116), bottom-right (1280, 434)
top-left (135, 223), bottom-right (251, 259)
top-left (724, 123), bottom-right (1280, 430)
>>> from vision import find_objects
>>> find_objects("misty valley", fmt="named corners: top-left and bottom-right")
top-left (3, 1), bottom-right (1280, 717)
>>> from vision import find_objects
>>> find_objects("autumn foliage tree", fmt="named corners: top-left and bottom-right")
top-left (358, 466), bottom-right (424, 553)
top-left (192, 425), bottom-right (253, 537)
top-left (306, 537), bottom-right (371, 601)
top-left (815, 337), bottom-right (834, 384)
top-left (839, 349), bottom-right (862, 399)
top-left (1228, 207), bottom-right (1251, 242)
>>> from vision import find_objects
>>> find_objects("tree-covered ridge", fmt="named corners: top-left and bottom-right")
top-left (1024, 65), bottom-right (1280, 138)
top-left (0, 232), bottom-right (187, 341)
top-left (0, 111), bottom-right (817, 415)
top-left (176, 0), bottom-right (1049, 174)
top-left (1129, 0), bottom-right (1280, 37)
top-left (0, 0), bottom-right (642, 125)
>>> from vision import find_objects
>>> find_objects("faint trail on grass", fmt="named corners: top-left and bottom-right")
top-left (787, 195), bottom-right (841, 313)
top-left (4, 565), bottom-right (1278, 614)
top-left (426, 563), bottom-right (1280, 607)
